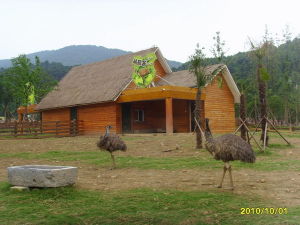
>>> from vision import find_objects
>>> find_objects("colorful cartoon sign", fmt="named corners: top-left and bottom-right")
top-left (132, 52), bottom-right (157, 88)
top-left (26, 82), bottom-right (35, 105)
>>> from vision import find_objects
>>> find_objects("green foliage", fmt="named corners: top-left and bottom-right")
top-left (0, 55), bottom-right (57, 119)
top-left (188, 45), bottom-right (209, 88)
top-left (40, 61), bottom-right (73, 81)
top-left (176, 37), bottom-right (300, 124)
top-left (259, 67), bottom-right (270, 81)
top-left (211, 31), bottom-right (226, 63)
top-left (5, 55), bottom-right (57, 106)
top-left (217, 76), bottom-right (223, 88)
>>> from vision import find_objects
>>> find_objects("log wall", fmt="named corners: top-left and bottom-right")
top-left (173, 99), bottom-right (190, 133)
top-left (77, 102), bottom-right (120, 134)
top-left (131, 100), bottom-right (166, 133)
top-left (42, 108), bottom-right (70, 121)
top-left (204, 74), bottom-right (236, 133)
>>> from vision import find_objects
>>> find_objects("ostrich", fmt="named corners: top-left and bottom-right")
top-left (204, 119), bottom-right (255, 190)
top-left (97, 125), bottom-right (127, 169)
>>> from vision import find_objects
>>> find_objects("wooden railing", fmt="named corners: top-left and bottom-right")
top-left (0, 120), bottom-right (82, 139)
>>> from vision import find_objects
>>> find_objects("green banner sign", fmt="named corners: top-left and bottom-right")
top-left (132, 52), bottom-right (157, 88)
top-left (26, 82), bottom-right (35, 105)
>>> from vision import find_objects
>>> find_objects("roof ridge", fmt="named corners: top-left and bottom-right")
top-left (71, 47), bottom-right (158, 69)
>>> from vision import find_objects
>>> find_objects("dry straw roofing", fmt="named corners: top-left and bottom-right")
top-left (37, 48), bottom-right (157, 110)
top-left (156, 64), bottom-right (225, 87)
top-left (157, 64), bottom-right (240, 103)
top-left (37, 48), bottom-right (240, 110)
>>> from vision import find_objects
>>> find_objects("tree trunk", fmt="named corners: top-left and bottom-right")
top-left (257, 64), bottom-right (269, 146)
top-left (240, 93), bottom-right (247, 141)
top-left (194, 88), bottom-right (202, 149)
top-left (295, 102), bottom-right (298, 126)
top-left (3, 103), bottom-right (10, 122)
top-left (284, 102), bottom-right (289, 126)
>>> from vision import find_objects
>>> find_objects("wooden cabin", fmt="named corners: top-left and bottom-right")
top-left (36, 47), bottom-right (240, 134)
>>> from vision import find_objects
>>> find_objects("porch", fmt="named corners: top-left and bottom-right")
top-left (117, 86), bottom-right (205, 134)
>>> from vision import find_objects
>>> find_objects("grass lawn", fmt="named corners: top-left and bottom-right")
top-left (1, 182), bottom-right (299, 225)
top-left (0, 143), bottom-right (298, 171)
top-left (0, 131), bottom-right (300, 224)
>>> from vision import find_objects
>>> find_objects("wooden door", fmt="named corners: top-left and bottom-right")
top-left (122, 103), bottom-right (132, 133)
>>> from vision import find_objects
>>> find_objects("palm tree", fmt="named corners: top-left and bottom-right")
top-left (249, 39), bottom-right (271, 146)
top-left (188, 45), bottom-right (209, 149)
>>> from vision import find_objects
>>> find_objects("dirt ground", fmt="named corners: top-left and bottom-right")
top-left (1, 133), bottom-right (300, 207)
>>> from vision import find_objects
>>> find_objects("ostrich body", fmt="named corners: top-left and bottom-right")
top-left (97, 125), bottom-right (127, 169)
top-left (204, 119), bottom-right (255, 190)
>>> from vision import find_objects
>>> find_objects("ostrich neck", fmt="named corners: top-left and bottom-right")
top-left (105, 127), bottom-right (110, 136)
top-left (204, 131), bottom-right (217, 154)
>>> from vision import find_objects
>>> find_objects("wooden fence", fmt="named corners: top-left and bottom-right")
top-left (0, 120), bottom-right (82, 139)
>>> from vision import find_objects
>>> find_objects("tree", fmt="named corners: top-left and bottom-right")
top-left (249, 37), bottom-right (272, 146)
top-left (6, 55), bottom-right (57, 120)
top-left (0, 74), bottom-right (16, 121)
top-left (211, 31), bottom-right (226, 63)
top-left (188, 44), bottom-right (210, 149)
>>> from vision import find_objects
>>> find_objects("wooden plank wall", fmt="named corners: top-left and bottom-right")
top-left (173, 99), bottom-right (190, 133)
top-left (129, 99), bottom-right (190, 133)
top-left (204, 74), bottom-right (236, 133)
top-left (41, 108), bottom-right (72, 135)
top-left (131, 100), bottom-right (166, 133)
top-left (77, 102), bottom-right (120, 134)
top-left (42, 108), bottom-right (70, 121)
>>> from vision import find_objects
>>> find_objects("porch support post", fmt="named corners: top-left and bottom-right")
top-left (165, 97), bottom-right (173, 134)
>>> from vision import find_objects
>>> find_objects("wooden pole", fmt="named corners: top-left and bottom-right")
top-left (263, 122), bottom-right (268, 150)
top-left (234, 122), bottom-right (243, 135)
top-left (14, 121), bottom-right (17, 137)
top-left (165, 97), bottom-right (173, 134)
top-left (239, 118), bottom-right (264, 152)
top-left (240, 93), bottom-right (247, 141)
top-left (194, 117), bottom-right (205, 138)
top-left (248, 118), bottom-right (264, 141)
top-left (264, 116), bottom-right (291, 145)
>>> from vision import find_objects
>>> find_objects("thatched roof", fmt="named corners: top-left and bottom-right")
top-left (37, 47), bottom-right (171, 110)
top-left (37, 49), bottom-right (240, 110)
top-left (156, 64), bottom-right (224, 87)
top-left (156, 64), bottom-right (241, 103)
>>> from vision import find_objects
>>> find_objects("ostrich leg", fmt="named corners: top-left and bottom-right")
top-left (110, 152), bottom-right (116, 169)
top-left (217, 163), bottom-right (227, 188)
top-left (227, 163), bottom-right (234, 190)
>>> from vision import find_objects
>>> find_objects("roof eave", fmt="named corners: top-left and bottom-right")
top-left (221, 65), bottom-right (241, 103)
top-left (155, 47), bottom-right (172, 74)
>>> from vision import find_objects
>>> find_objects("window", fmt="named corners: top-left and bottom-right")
top-left (70, 107), bottom-right (77, 120)
top-left (135, 109), bottom-right (144, 122)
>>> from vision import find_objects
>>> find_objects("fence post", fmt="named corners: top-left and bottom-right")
top-left (40, 121), bottom-right (43, 134)
top-left (34, 121), bottom-right (37, 136)
top-left (14, 121), bottom-right (18, 137)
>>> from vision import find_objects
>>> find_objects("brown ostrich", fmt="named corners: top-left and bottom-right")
top-left (204, 119), bottom-right (255, 190)
top-left (97, 125), bottom-right (127, 169)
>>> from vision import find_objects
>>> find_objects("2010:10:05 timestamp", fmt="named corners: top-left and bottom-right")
top-left (240, 208), bottom-right (288, 215)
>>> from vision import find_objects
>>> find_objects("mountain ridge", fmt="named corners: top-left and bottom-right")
top-left (0, 45), bottom-right (182, 69)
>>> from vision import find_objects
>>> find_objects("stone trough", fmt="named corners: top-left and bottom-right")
top-left (7, 165), bottom-right (78, 188)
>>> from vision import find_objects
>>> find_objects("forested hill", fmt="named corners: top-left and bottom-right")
top-left (175, 38), bottom-right (300, 123)
top-left (0, 45), bottom-right (182, 69)
top-left (175, 38), bottom-right (300, 83)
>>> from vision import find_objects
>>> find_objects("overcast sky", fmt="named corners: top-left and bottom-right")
top-left (1, 0), bottom-right (300, 62)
